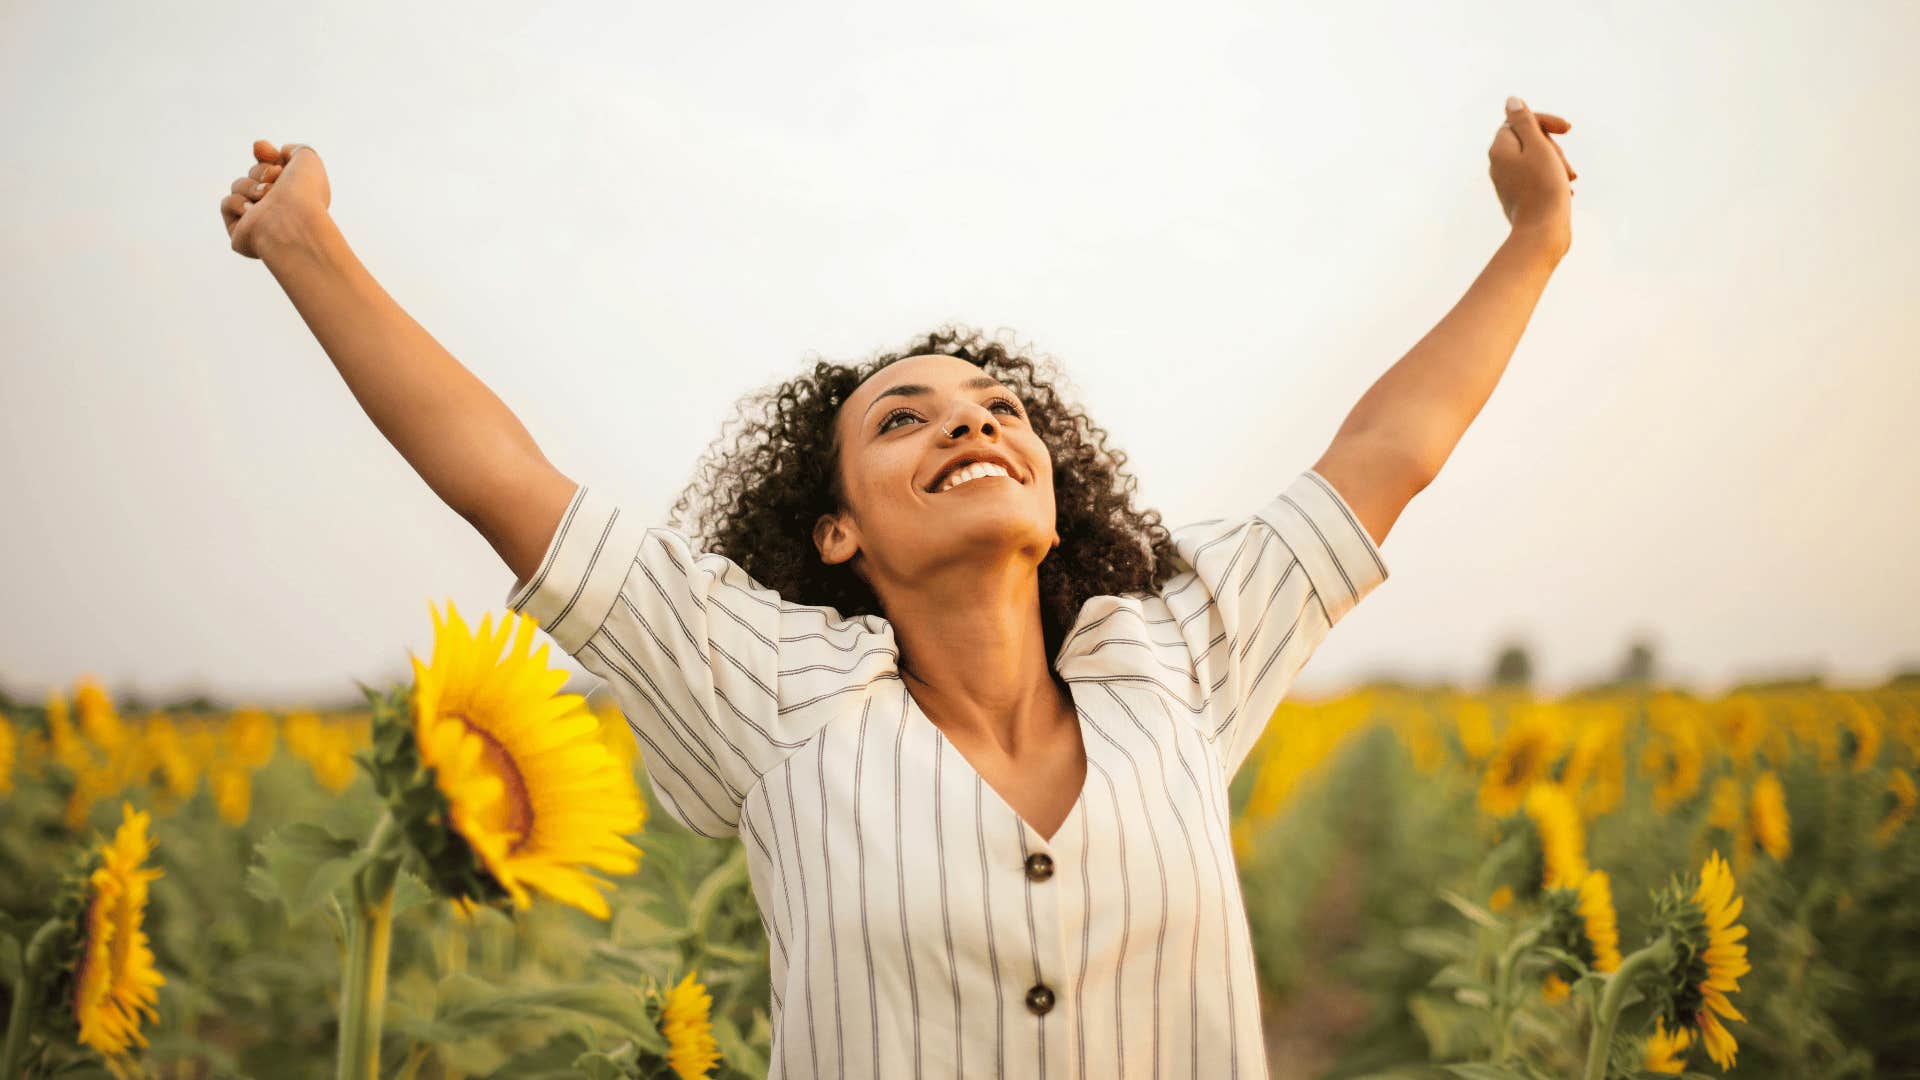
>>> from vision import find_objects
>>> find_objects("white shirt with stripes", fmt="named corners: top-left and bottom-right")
top-left (505, 467), bottom-right (1389, 1079)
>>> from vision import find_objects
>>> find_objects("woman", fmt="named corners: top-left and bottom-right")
top-left (222, 95), bottom-right (1575, 1078)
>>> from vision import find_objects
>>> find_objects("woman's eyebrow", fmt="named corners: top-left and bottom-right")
top-left (862, 375), bottom-right (1004, 422)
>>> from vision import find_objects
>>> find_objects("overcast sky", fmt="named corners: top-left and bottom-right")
top-left (2, 1), bottom-right (1914, 708)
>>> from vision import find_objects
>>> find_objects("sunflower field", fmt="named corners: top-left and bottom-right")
top-left (1, 602), bottom-right (1916, 1078)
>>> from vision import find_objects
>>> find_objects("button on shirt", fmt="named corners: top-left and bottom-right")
top-left (505, 468), bottom-right (1389, 1079)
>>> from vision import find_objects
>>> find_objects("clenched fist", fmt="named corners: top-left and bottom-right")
top-left (1489, 97), bottom-right (1576, 257)
top-left (222, 140), bottom-right (332, 259)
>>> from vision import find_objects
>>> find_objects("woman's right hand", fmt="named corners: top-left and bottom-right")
top-left (223, 140), bottom-right (331, 259)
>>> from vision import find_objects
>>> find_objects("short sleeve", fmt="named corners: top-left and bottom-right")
top-left (505, 482), bottom-right (813, 839)
top-left (1159, 469), bottom-right (1389, 779)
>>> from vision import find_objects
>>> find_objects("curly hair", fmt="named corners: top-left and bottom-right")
top-left (665, 324), bottom-right (1183, 669)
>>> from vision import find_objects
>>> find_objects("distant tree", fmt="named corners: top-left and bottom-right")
top-left (160, 693), bottom-right (222, 714)
top-left (1616, 638), bottom-right (1658, 685)
top-left (1730, 674), bottom-right (1826, 694)
top-left (1491, 642), bottom-right (1534, 689)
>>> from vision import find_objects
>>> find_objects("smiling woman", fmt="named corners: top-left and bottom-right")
top-left (500, 321), bottom-right (1391, 1078)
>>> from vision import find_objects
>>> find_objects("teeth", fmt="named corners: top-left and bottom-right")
top-left (937, 461), bottom-right (1011, 492)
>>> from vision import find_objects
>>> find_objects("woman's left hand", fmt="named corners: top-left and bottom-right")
top-left (1490, 96), bottom-right (1576, 256)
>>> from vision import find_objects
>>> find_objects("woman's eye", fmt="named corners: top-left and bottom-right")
top-left (880, 397), bottom-right (1021, 433)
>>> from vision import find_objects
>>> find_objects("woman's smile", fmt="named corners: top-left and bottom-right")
top-left (931, 461), bottom-right (1019, 494)
top-left (937, 474), bottom-right (1014, 492)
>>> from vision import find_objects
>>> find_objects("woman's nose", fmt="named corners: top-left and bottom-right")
top-left (942, 400), bottom-right (997, 437)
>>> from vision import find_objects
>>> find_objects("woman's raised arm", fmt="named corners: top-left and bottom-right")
top-left (224, 139), bottom-right (563, 580)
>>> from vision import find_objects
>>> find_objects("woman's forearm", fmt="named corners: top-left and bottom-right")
top-left (257, 210), bottom-right (550, 524)
top-left (1330, 225), bottom-right (1565, 482)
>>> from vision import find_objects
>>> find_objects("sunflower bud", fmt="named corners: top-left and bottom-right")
top-left (1643, 850), bottom-right (1751, 1070)
top-left (26, 803), bottom-right (167, 1079)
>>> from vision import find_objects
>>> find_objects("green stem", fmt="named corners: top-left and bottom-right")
top-left (1492, 921), bottom-right (1545, 1064)
top-left (1, 919), bottom-right (66, 1080)
top-left (1, 970), bottom-right (38, 1080)
top-left (337, 815), bottom-right (400, 1080)
top-left (1581, 935), bottom-right (1675, 1080)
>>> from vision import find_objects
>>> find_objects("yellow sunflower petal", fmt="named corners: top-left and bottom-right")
top-left (1697, 1011), bottom-right (1739, 1070)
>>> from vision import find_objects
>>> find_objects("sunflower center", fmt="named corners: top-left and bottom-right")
top-left (451, 712), bottom-right (535, 851)
top-left (1501, 742), bottom-right (1540, 785)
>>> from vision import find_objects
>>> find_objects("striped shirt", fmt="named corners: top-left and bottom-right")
top-left (505, 468), bottom-right (1389, 1079)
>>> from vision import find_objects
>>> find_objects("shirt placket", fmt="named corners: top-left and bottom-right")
top-left (1016, 801), bottom-right (1080, 1080)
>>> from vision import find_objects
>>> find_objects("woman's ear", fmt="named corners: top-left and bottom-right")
top-left (814, 512), bottom-right (857, 567)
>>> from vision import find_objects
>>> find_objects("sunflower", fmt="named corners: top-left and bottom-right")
top-left (1559, 708), bottom-right (1625, 818)
top-left (1643, 696), bottom-right (1707, 812)
top-left (0, 710), bottom-right (15, 795)
top-left (47, 688), bottom-right (90, 774)
top-left (656, 971), bottom-right (722, 1080)
top-left (1392, 704), bottom-right (1445, 775)
top-left (1704, 776), bottom-right (1752, 874)
top-left (284, 710), bottom-right (366, 793)
top-left (404, 600), bottom-right (645, 917)
top-left (1573, 869), bottom-right (1622, 973)
top-left (1749, 771), bottom-right (1790, 860)
top-left (70, 803), bottom-right (167, 1072)
top-left (1454, 698), bottom-right (1495, 761)
top-left (1479, 708), bottom-right (1563, 817)
top-left (1651, 849), bottom-right (1751, 1071)
top-left (1642, 1016), bottom-right (1692, 1073)
top-left (209, 762), bottom-right (253, 825)
top-left (593, 699), bottom-right (642, 769)
top-left (1840, 695), bottom-right (1883, 772)
top-left (1877, 768), bottom-right (1917, 847)
top-left (138, 715), bottom-right (199, 803)
top-left (1539, 867), bottom-right (1621, 999)
top-left (224, 707), bottom-right (278, 768)
top-left (1711, 694), bottom-right (1766, 769)
top-left (1523, 782), bottom-right (1588, 890)
top-left (73, 677), bottom-right (131, 756)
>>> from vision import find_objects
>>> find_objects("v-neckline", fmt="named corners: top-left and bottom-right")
top-left (904, 681), bottom-right (1091, 846)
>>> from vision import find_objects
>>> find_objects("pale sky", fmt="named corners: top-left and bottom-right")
top-left (2, 1), bottom-right (1915, 708)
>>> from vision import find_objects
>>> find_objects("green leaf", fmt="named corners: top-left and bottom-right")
top-left (419, 973), bottom-right (668, 1053)
top-left (391, 868), bottom-right (436, 917)
top-left (611, 906), bottom-right (694, 950)
top-left (1439, 1064), bottom-right (1531, 1080)
top-left (1427, 965), bottom-right (1493, 999)
top-left (1531, 945), bottom-right (1588, 973)
top-left (1403, 927), bottom-right (1475, 962)
top-left (1437, 888), bottom-right (1502, 930)
top-left (698, 942), bottom-right (766, 966)
top-left (591, 943), bottom-right (685, 989)
top-left (479, 1032), bottom-right (596, 1079)
top-left (1409, 994), bottom-right (1495, 1061)
top-left (572, 1043), bottom-right (642, 1080)
top-left (687, 846), bottom-right (750, 939)
top-left (709, 1013), bottom-right (765, 1078)
top-left (0, 930), bottom-right (20, 986)
top-left (246, 822), bottom-right (369, 919)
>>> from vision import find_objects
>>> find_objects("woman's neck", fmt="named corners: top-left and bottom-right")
top-left (884, 566), bottom-right (1069, 754)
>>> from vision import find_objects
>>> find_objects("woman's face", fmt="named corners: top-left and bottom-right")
top-left (816, 353), bottom-right (1058, 586)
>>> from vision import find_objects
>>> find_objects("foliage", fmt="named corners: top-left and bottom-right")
top-left (2, 675), bottom-right (1916, 1076)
